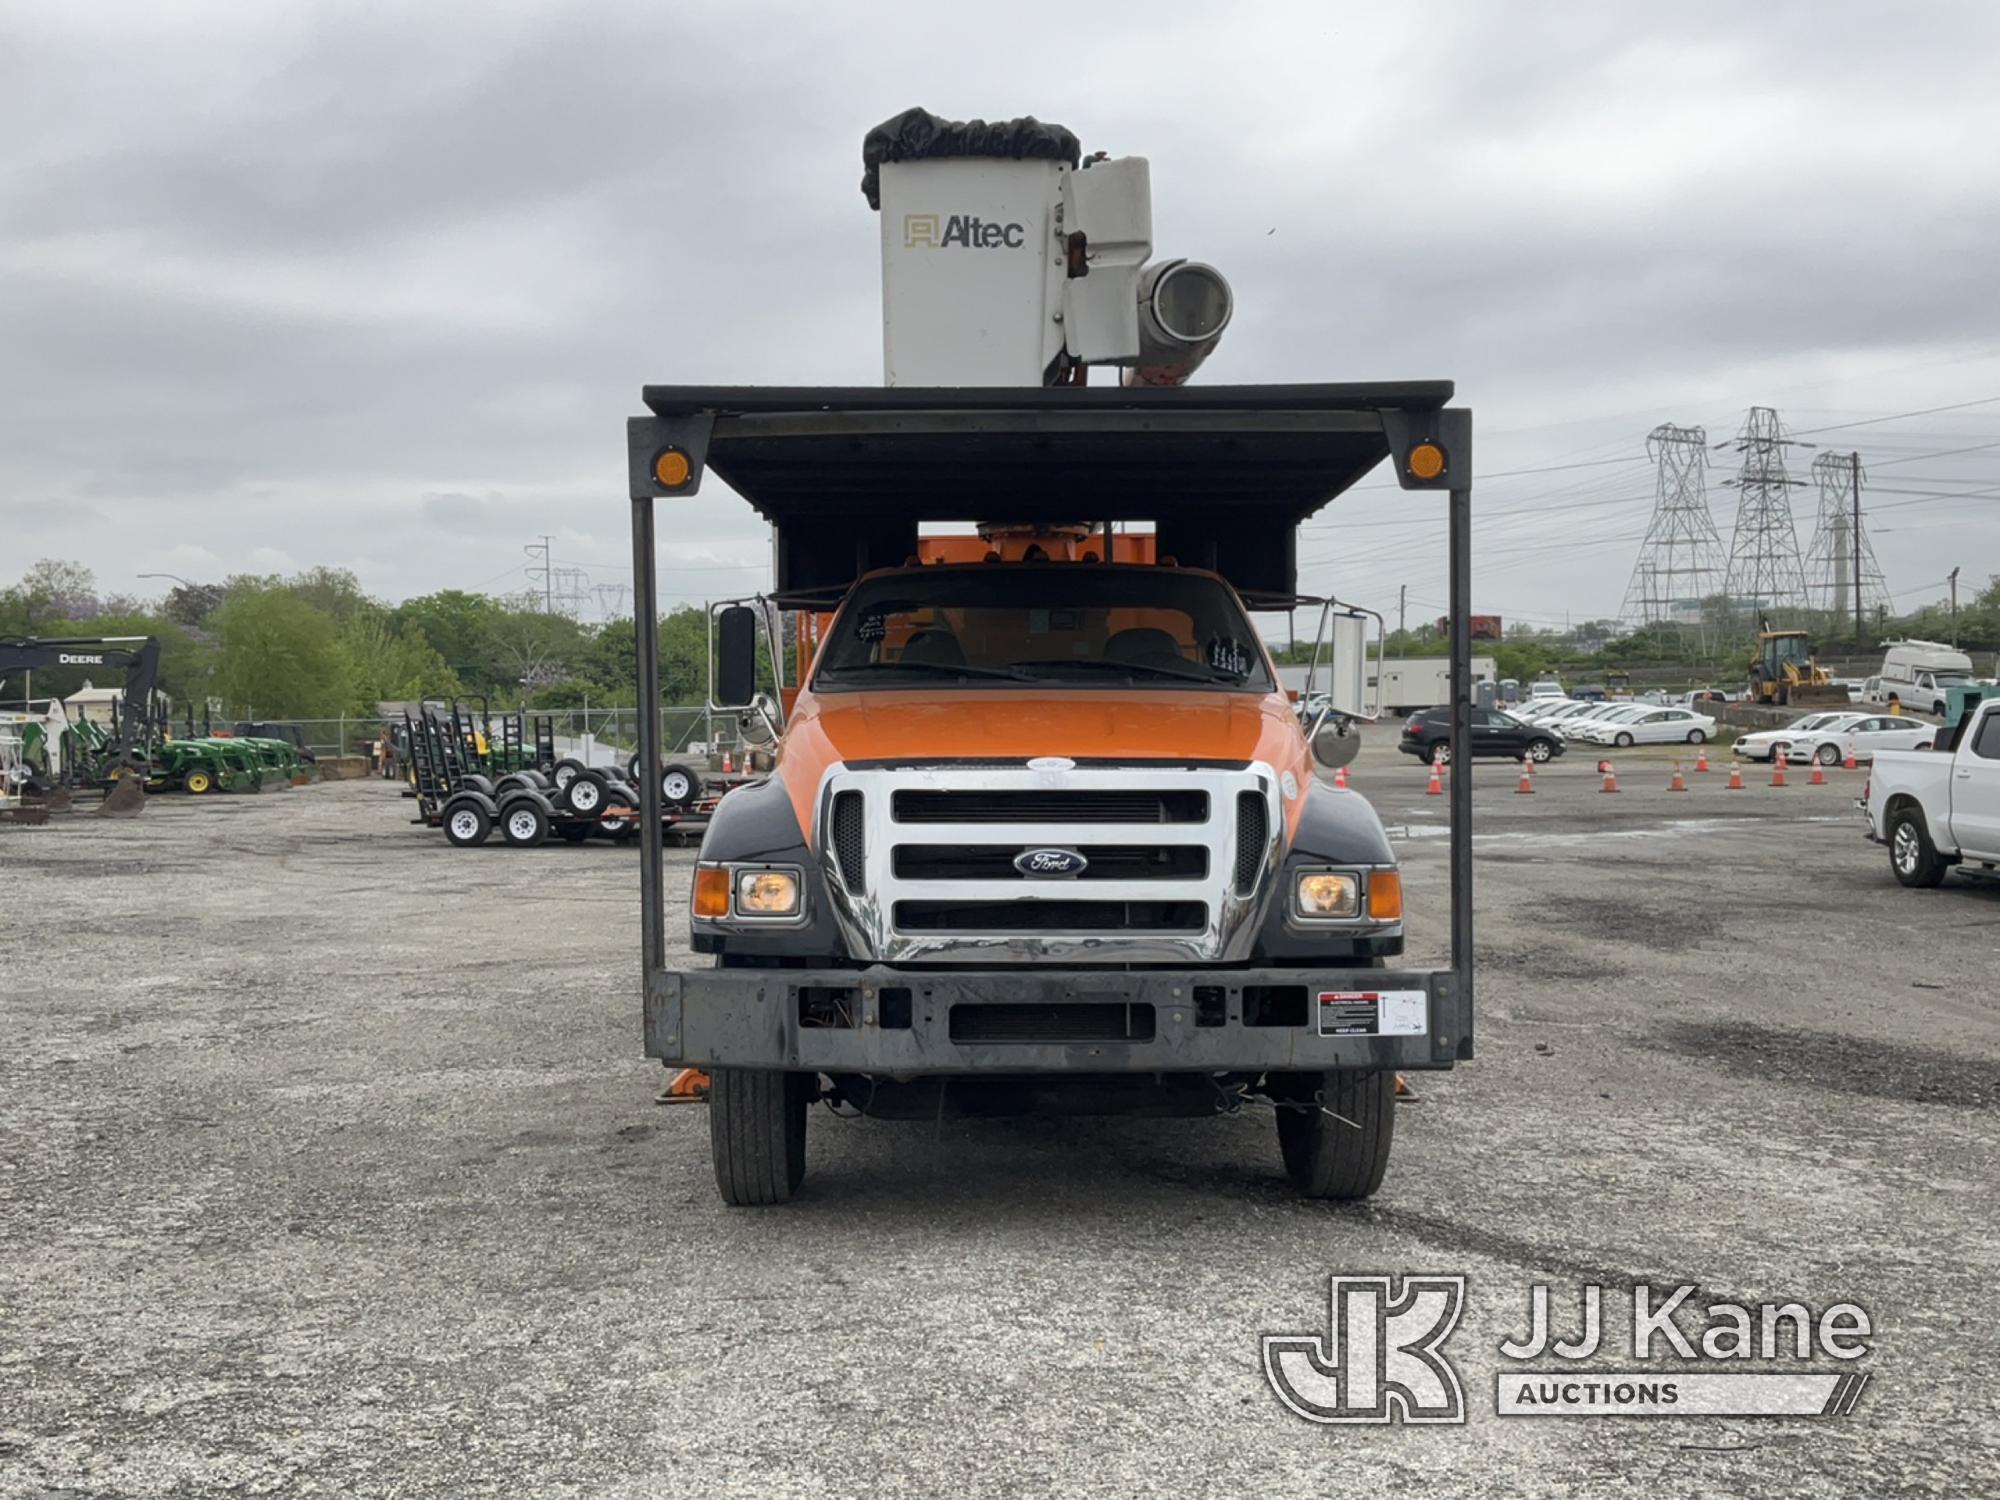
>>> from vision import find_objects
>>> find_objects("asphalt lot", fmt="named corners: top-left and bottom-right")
top-left (4, 731), bottom-right (1997, 1498)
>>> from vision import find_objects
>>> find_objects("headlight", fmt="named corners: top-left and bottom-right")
top-left (1295, 871), bottom-right (1361, 919)
top-left (736, 868), bottom-right (801, 917)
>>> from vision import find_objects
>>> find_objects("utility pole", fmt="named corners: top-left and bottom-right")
top-left (1850, 452), bottom-right (1863, 649)
top-left (523, 536), bottom-right (556, 613)
top-left (1949, 566), bottom-right (1962, 647)
top-left (1398, 584), bottom-right (1407, 639)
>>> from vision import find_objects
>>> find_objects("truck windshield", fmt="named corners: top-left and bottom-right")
top-left (813, 566), bottom-right (1274, 692)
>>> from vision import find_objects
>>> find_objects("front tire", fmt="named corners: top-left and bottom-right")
top-left (1273, 1069), bottom-right (1396, 1200)
top-left (709, 1069), bottom-right (811, 1205)
top-left (1889, 809), bottom-right (1948, 888)
top-left (1688, 729), bottom-right (1708, 745)
top-left (1816, 742), bottom-right (1841, 766)
top-left (1614, 731), bottom-right (1634, 748)
top-left (184, 770), bottom-right (213, 795)
top-left (1527, 739), bottom-right (1555, 762)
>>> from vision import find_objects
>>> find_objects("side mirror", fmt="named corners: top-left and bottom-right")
top-left (714, 605), bottom-right (758, 708)
top-left (1308, 713), bottom-right (1361, 781)
top-left (739, 692), bottom-right (781, 746)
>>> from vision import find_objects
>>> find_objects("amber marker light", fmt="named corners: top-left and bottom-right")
top-left (654, 448), bottom-right (693, 488)
top-left (1407, 442), bottom-right (1447, 481)
top-left (1368, 870), bottom-right (1404, 920)
top-left (693, 864), bottom-right (731, 917)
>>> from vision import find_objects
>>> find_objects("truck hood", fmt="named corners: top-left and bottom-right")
top-left (799, 689), bottom-right (1287, 763)
top-left (775, 688), bottom-right (1309, 840)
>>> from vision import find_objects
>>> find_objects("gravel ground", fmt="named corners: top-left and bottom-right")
top-left (3, 735), bottom-right (1997, 1498)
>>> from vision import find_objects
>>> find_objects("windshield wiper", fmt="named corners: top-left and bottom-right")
top-left (1008, 657), bottom-right (1243, 685)
top-left (817, 660), bottom-right (1036, 683)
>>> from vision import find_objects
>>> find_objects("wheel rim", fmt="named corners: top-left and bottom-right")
top-left (554, 767), bottom-right (575, 788)
top-left (509, 811), bottom-right (539, 840)
top-left (1819, 745), bottom-right (1839, 764)
top-left (187, 773), bottom-right (209, 793)
top-left (571, 783), bottom-right (598, 811)
top-left (1893, 823), bottom-right (1918, 873)
top-left (1616, 734), bottom-right (1632, 747)
top-left (1433, 747), bottom-right (1449, 765)
top-left (1530, 742), bottom-right (1551, 762)
top-left (663, 771), bottom-right (692, 800)
top-left (450, 810), bottom-right (479, 840)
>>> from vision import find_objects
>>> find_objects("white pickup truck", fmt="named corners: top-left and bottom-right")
top-left (1864, 693), bottom-right (2000, 887)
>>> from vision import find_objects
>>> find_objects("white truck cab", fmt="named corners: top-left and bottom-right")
top-left (1866, 641), bottom-right (1978, 717)
top-left (1866, 693), bottom-right (2000, 886)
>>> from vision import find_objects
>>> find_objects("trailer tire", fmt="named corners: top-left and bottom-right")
top-left (1273, 1068), bottom-right (1396, 1200)
top-left (552, 757), bottom-right (586, 794)
top-left (564, 769), bottom-right (608, 817)
top-left (444, 803), bottom-right (492, 847)
top-left (709, 1068), bottom-right (811, 1206)
top-left (597, 786), bottom-right (637, 840)
top-left (661, 762), bottom-right (702, 811)
top-left (500, 799), bottom-right (549, 848)
top-left (1890, 807), bottom-right (1948, 888)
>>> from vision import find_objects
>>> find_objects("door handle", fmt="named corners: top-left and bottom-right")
top-left (1956, 769), bottom-right (1972, 779)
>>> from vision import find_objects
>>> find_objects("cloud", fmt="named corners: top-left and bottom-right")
top-left (2, 0), bottom-right (1997, 623)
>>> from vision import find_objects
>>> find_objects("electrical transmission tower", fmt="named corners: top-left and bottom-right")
top-left (1805, 451), bottom-right (1886, 636)
top-left (1721, 406), bottom-right (1809, 619)
top-left (1621, 423), bottom-right (1725, 627)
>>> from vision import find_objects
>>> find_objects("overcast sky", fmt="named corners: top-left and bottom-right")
top-left (5, 0), bottom-right (1998, 629)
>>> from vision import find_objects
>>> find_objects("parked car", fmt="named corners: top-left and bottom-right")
top-left (1680, 688), bottom-right (1734, 708)
top-left (1573, 706), bottom-right (1718, 748)
top-left (1398, 706), bottom-right (1567, 765)
top-left (1732, 711), bottom-right (1859, 763)
top-left (1527, 678), bottom-right (1565, 700)
top-left (1863, 691), bottom-right (2000, 886)
top-left (1784, 713), bottom-right (1934, 766)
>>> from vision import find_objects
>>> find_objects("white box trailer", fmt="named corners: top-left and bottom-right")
top-left (1372, 656), bottom-right (1497, 715)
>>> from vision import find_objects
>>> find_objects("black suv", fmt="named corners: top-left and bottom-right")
top-left (1398, 707), bottom-right (1567, 766)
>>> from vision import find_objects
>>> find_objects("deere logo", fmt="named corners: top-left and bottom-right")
top-left (903, 213), bottom-right (1026, 250)
top-left (59, 653), bottom-right (105, 665)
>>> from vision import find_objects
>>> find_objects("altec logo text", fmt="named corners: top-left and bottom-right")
top-left (903, 213), bottom-right (1027, 249)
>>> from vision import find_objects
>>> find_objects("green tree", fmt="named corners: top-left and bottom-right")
top-left (211, 587), bottom-right (354, 718)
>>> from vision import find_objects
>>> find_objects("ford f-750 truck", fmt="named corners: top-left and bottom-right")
top-left (619, 111), bottom-right (1474, 1205)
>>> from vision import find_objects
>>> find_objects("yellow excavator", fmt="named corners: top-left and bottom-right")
top-left (1748, 623), bottom-right (1846, 707)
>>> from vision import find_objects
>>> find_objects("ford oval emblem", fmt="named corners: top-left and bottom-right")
top-left (1014, 847), bottom-right (1088, 878)
top-left (1026, 756), bottom-right (1075, 773)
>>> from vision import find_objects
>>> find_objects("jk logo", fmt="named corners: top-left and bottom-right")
top-left (903, 213), bottom-right (940, 248)
top-left (1263, 1275), bottom-right (1467, 1424)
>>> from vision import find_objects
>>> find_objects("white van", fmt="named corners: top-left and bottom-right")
top-left (1867, 641), bottom-right (1977, 717)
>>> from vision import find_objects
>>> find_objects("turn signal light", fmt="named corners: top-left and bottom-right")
top-left (654, 447), bottom-right (693, 488)
top-left (693, 864), bottom-right (730, 917)
top-left (1367, 870), bottom-right (1404, 920)
top-left (1407, 442), bottom-right (1447, 481)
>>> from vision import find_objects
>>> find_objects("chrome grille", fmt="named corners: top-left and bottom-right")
top-left (816, 764), bottom-right (1281, 965)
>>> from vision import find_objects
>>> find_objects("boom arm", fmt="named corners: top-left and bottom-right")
top-left (0, 636), bottom-right (163, 770)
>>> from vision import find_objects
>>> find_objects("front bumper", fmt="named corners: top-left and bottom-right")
top-left (644, 964), bottom-right (1469, 1074)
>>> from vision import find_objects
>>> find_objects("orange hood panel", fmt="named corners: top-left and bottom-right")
top-left (776, 689), bottom-right (1312, 843)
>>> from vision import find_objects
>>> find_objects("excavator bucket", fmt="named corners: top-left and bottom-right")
top-left (94, 774), bottom-right (148, 817)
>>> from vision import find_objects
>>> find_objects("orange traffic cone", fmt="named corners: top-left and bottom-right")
top-left (1333, 764), bottom-right (1348, 789)
top-left (1727, 765), bottom-right (1745, 790)
top-left (1516, 758), bottom-right (1535, 794)
top-left (1843, 748), bottom-right (1858, 771)
top-left (1694, 748), bottom-right (1711, 773)
top-left (722, 750), bottom-right (734, 773)
top-left (1771, 759), bottom-right (1787, 787)
top-left (1669, 762), bottom-right (1688, 792)
top-left (1425, 761), bottom-right (1445, 796)
top-left (1601, 761), bottom-right (1620, 793)
top-left (657, 1067), bottom-right (711, 1104)
top-left (1810, 761), bottom-right (1827, 786)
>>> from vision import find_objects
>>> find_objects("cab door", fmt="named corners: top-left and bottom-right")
top-left (1949, 707), bottom-right (2000, 858)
